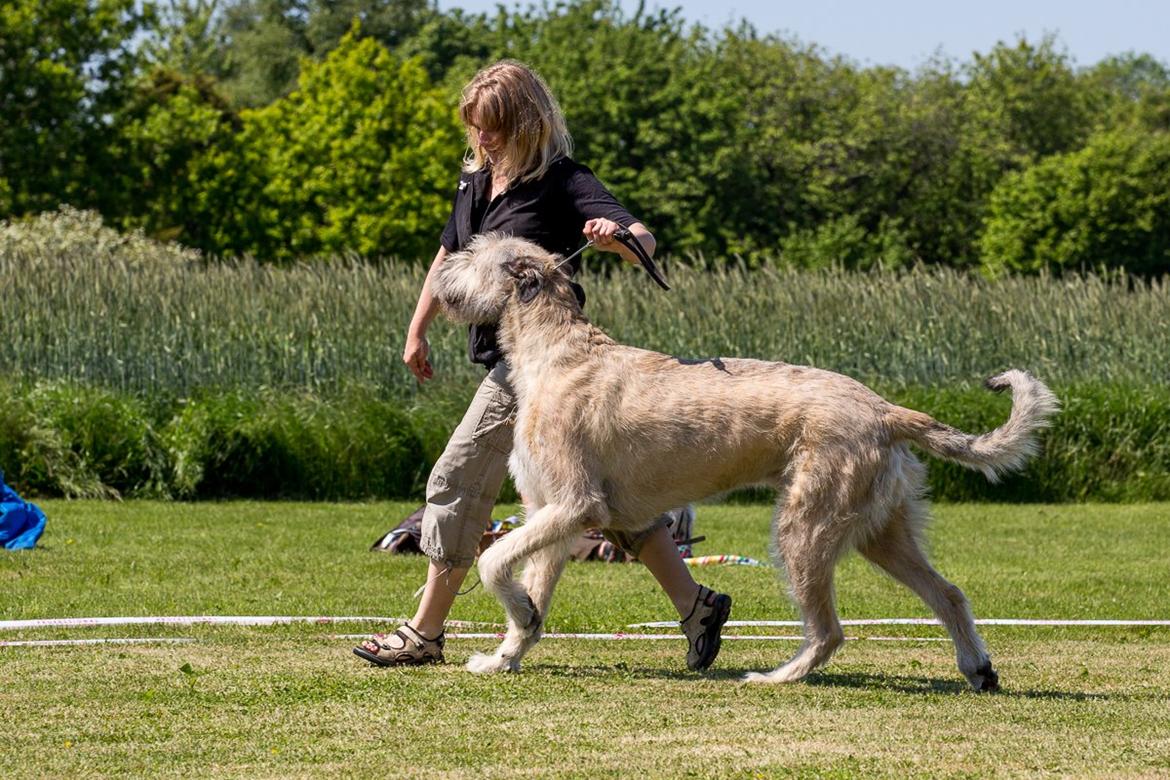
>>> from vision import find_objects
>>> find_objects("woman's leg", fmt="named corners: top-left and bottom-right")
top-left (617, 517), bottom-right (733, 672)
top-left (356, 362), bottom-right (515, 665)
top-left (637, 523), bottom-right (701, 617)
top-left (410, 561), bottom-right (470, 638)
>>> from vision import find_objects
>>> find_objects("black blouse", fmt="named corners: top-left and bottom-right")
top-left (439, 156), bottom-right (637, 367)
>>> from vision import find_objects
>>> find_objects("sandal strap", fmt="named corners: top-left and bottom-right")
top-left (398, 623), bottom-right (445, 649)
top-left (681, 585), bottom-right (713, 625)
top-left (368, 632), bottom-right (400, 652)
top-left (366, 623), bottom-right (445, 654)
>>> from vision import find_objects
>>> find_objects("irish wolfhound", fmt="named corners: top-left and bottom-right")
top-left (432, 233), bottom-right (1058, 691)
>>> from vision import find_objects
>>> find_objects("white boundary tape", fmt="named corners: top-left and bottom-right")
top-left (0, 616), bottom-right (498, 631)
top-left (630, 618), bottom-right (1170, 628)
top-left (334, 632), bottom-right (951, 643)
top-left (1, 637), bottom-right (194, 648)
top-left (2, 615), bottom-right (1166, 634)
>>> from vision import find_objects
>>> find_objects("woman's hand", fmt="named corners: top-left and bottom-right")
top-left (404, 332), bottom-right (433, 382)
top-left (583, 218), bottom-right (626, 258)
top-left (584, 219), bottom-right (656, 266)
top-left (403, 246), bottom-right (448, 383)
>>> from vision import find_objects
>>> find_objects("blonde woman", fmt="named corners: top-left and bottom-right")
top-left (355, 61), bottom-right (731, 671)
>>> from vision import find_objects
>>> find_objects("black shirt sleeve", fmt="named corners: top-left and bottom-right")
top-left (563, 164), bottom-right (637, 228)
top-left (439, 177), bottom-right (464, 252)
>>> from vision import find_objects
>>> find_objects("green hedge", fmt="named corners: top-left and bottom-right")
top-left (0, 383), bottom-right (427, 500)
top-left (1, 381), bottom-right (1166, 503)
top-left (886, 383), bottom-right (1170, 502)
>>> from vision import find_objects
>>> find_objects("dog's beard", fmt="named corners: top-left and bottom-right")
top-left (433, 265), bottom-right (506, 324)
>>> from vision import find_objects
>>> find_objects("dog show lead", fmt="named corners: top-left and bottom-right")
top-left (354, 60), bottom-right (732, 671)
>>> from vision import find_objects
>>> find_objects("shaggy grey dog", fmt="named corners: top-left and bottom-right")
top-left (432, 233), bottom-right (1058, 691)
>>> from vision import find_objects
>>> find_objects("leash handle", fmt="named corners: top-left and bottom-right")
top-left (613, 227), bottom-right (670, 291)
top-left (554, 228), bottom-right (671, 291)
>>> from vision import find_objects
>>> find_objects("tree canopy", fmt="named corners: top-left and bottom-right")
top-left (3, 0), bottom-right (1170, 272)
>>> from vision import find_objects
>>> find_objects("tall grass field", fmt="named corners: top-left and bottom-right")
top-left (3, 211), bottom-right (1169, 502)
top-left (2, 501), bottom-right (1169, 777)
top-left (5, 217), bottom-right (1169, 397)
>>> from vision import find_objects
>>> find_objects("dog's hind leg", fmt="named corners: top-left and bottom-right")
top-left (745, 495), bottom-right (849, 684)
top-left (467, 503), bottom-right (582, 674)
top-left (859, 500), bottom-right (999, 692)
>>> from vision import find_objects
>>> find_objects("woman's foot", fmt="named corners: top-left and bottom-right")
top-left (353, 623), bottom-right (445, 666)
top-left (680, 585), bottom-right (732, 671)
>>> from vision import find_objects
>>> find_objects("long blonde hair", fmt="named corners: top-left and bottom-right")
top-left (460, 60), bottom-right (573, 185)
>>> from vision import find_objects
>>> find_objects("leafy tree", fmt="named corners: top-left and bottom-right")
top-left (395, 7), bottom-right (494, 85)
top-left (303, 0), bottom-right (431, 56)
top-left (979, 128), bottom-right (1170, 275)
top-left (213, 0), bottom-right (309, 106)
top-left (234, 29), bottom-right (463, 259)
top-left (210, 0), bottom-right (437, 106)
top-left (964, 36), bottom-right (1093, 163)
top-left (1083, 53), bottom-right (1170, 132)
top-left (0, 0), bottom-right (152, 216)
top-left (701, 26), bottom-right (840, 259)
top-left (108, 69), bottom-right (248, 250)
top-left (142, 0), bottom-right (230, 76)
top-left (713, 36), bottom-right (986, 266)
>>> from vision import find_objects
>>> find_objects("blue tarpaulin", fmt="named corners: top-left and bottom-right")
top-left (0, 472), bottom-right (46, 550)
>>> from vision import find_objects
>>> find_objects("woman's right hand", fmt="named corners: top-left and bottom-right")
top-left (404, 332), bottom-right (433, 382)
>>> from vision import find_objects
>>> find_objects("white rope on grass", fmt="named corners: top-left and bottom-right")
top-left (332, 632), bottom-right (953, 643)
top-left (629, 618), bottom-right (1170, 628)
top-left (0, 616), bottom-right (502, 631)
top-left (0, 637), bottom-right (195, 648)
top-left (4, 615), bottom-right (1166, 635)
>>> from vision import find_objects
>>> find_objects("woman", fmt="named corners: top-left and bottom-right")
top-left (354, 61), bottom-right (731, 672)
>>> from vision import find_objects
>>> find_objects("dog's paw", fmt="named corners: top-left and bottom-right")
top-left (967, 661), bottom-right (1000, 693)
top-left (741, 666), bottom-right (804, 684)
top-left (466, 652), bottom-right (519, 675)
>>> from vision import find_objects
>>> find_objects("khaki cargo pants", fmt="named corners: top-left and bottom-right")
top-left (420, 361), bottom-right (660, 568)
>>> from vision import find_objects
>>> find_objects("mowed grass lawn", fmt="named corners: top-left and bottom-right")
top-left (2, 501), bottom-right (1169, 778)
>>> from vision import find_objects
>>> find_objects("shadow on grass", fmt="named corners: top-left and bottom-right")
top-left (775, 670), bottom-right (1117, 701)
top-left (530, 659), bottom-right (814, 682)
top-left (531, 664), bottom-right (1119, 700)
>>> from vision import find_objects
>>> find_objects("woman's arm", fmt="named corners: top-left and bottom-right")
top-left (583, 218), bottom-right (656, 265)
top-left (404, 246), bottom-right (450, 382)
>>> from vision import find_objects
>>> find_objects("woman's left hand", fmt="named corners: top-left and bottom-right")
top-left (583, 218), bottom-right (623, 254)
top-left (584, 219), bottom-right (656, 266)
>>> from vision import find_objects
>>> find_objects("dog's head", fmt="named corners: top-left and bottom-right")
top-left (433, 233), bottom-right (567, 324)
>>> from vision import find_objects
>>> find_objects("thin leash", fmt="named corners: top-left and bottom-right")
top-left (412, 565), bottom-right (482, 599)
top-left (553, 239), bottom-right (594, 272)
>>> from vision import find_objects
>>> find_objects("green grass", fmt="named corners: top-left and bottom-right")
top-left (3, 501), bottom-right (1169, 777)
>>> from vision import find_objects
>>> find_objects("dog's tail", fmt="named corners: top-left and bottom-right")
top-left (884, 370), bottom-right (1059, 482)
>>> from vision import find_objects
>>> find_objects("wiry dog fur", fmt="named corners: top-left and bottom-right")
top-left (432, 233), bottom-right (1059, 690)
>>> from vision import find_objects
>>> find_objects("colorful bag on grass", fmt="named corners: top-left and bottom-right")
top-left (370, 505), bottom-right (426, 553)
top-left (0, 472), bottom-right (47, 550)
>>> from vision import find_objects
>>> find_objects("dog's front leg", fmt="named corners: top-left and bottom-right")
top-left (467, 504), bottom-right (580, 674)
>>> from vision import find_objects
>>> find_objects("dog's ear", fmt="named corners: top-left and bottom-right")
top-left (504, 257), bottom-right (544, 305)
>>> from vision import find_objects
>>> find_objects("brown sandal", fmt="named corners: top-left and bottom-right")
top-left (353, 624), bottom-right (445, 667)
